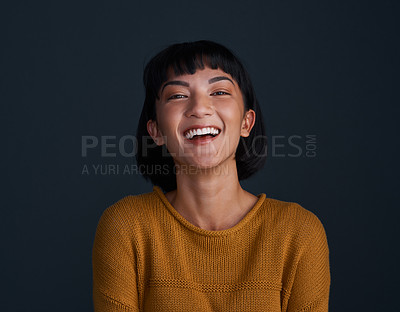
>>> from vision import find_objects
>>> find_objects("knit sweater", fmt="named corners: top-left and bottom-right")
top-left (92, 186), bottom-right (330, 312)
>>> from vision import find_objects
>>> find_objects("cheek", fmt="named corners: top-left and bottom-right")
top-left (218, 102), bottom-right (244, 129)
top-left (157, 107), bottom-right (181, 135)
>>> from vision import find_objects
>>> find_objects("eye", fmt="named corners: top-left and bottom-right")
top-left (211, 91), bottom-right (230, 96)
top-left (168, 94), bottom-right (187, 100)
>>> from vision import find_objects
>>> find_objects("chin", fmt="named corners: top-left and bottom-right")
top-left (176, 158), bottom-right (222, 172)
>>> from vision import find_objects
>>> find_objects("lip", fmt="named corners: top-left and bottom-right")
top-left (184, 132), bottom-right (221, 145)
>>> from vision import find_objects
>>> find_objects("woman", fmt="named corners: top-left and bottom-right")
top-left (92, 40), bottom-right (330, 311)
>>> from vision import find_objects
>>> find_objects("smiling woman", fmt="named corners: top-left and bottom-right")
top-left (92, 40), bottom-right (330, 312)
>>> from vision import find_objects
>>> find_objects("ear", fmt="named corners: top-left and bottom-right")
top-left (240, 109), bottom-right (256, 137)
top-left (147, 120), bottom-right (165, 146)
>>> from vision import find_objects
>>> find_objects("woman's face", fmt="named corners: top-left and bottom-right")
top-left (147, 66), bottom-right (255, 170)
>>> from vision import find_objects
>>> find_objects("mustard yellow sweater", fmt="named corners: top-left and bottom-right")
top-left (92, 186), bottom-right (330, 311)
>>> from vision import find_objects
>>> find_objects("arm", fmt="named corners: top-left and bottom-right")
top-left (286, 215), bottom-right (331, 312)
top-left (92, 205), bottom-right (139, 311)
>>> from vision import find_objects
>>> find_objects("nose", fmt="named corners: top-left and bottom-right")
top-left (184, 93), bottom-right (214, 118)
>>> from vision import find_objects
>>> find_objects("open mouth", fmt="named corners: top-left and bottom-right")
top-left (183, 127), bottom-right (221, 141)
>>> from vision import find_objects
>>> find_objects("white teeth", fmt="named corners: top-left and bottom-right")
top-left (184, 127), bottom-right (220, 139)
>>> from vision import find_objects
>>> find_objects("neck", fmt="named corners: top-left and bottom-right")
top-left (165, 159), bottom-right (258, 231)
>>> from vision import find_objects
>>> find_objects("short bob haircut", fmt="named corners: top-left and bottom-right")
top-left (136, 40), bottom-right (267, 193)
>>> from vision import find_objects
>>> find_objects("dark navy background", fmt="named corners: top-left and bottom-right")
top-left (2, 1), bottom-right (398, 311)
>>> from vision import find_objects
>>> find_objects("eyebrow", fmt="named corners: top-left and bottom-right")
top-left (208, 76), bottom-right (234, 85)
top-left (161, 81), bottom-right (189, 93)
top-left (161, 76), bottom-right (234, 93)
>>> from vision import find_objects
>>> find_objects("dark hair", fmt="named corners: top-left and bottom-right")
top-left (135, 40), bottom-right (267, 192)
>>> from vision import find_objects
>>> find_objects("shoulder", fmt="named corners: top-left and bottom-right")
top-left (103, 189), bottom-right (157, 218)
top-left (95, 189), bottom-right (158, 236)
top-left (265, 198), bottom-right (328, 247)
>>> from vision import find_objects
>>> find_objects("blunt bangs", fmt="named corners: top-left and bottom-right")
top-left (136, 40), bottom-right (267, 192)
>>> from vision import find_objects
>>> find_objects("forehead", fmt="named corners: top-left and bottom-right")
top-left (165, 66), bottom-right (236, 84)
top-left (157, 66), bottom-right (245, 106)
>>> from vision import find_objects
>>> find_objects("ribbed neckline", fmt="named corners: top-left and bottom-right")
top-left (152, 185), bottom-right (267, 237)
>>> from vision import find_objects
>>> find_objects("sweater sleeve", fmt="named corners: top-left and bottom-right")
top-left (286, 213), bottom-right (331, 312)
top-left (92, 204), bottom-right (139, 311)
